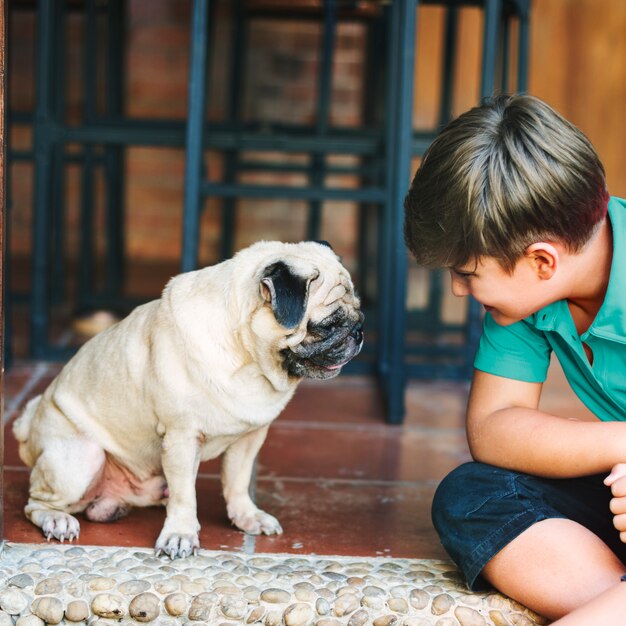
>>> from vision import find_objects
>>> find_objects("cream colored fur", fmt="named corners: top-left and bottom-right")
top-left (13, 241), bottom-right (361, 558)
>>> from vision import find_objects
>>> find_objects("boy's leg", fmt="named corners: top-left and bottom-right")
top-left (550, 581), bottom-right (626, 625)
top-left (483, 518), bottom-right (625, 620)
top-left (432, 462), bottom-right (626, 620)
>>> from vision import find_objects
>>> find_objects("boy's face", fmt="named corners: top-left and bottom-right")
top-left (449, 255), bottom-right (555, 326)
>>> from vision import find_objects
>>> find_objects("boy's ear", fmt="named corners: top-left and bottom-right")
top-left (525, 242), bottom-right (560, 279)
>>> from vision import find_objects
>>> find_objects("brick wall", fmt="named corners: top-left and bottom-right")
top-left (8, 0), bottom-right (370, 275)
top-left (9, 0), bottom-right (626, 283)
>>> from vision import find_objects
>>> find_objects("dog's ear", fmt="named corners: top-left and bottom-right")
top-left (314, 240), bottom-right (333, 250)
top-left (260, 262), bottom-right (312, 328)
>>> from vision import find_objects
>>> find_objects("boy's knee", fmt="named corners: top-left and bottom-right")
top-left (432, 462), bottom-right (523, 589)
top-left (433, 462), bottom-right (482, 529)
top-left (432, 461), bottom-right (516, 538)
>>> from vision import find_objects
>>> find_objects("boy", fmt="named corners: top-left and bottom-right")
top-left (403, 94), bottom-right (626, 624)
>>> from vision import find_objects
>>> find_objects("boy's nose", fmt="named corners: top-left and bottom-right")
top-left (450, 274), bottom-right (470, 298)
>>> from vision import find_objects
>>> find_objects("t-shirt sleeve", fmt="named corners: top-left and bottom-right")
top-left (473, 313), bottom-right (552, 383)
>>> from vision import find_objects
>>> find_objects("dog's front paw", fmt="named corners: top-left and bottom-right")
top-left (40, 512), bottom-right (80, 542)
top-left (229, 507), bottom-right (283, 536)
top-left (155, 531), bottom-right (199, 559)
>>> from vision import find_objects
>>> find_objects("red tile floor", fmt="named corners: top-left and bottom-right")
top-left (2, 263), bottom-right (592, 561)
top-left (3, 360), bottom-right (471, 558)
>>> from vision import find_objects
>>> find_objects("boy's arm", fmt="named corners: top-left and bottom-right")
top-left (467, 369), bottom-right (626, 478)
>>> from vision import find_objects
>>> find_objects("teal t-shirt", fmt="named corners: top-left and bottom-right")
top-left (474, 196), bottom-right (626, 422)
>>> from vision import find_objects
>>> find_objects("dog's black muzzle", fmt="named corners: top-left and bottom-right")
top-left (282, 309), bottom-right (363, 379)
top-left (281, 311), bottom-right (364, 380)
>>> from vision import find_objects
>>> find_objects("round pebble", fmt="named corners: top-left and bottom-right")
top-left (0, 588), bottom-right (29, 614)
top-left (66, 580), bottom-right (86, 598)
top-left (488, 610), bottom-right (510, 626)
top-left (246, 605), bottom-right (266, 623)
top-left (387, 597), bottom-right (409, 613)
top-left (164, 592), bottom-right (187, 616)
top-left (361, 594), bottom-right (383, 611)
top-left (118, 579), bottom-right (152, 595)
top-left (347, 608), bottom-right (369, 626)
top-left (65, 599), bottom-right (90, 622)
top-left (372, 615), bottom-right (399, 626)
top-left (129, 592), bottom-right (160, 622)
top-left (34, 578), bottom-right (62, 595)
top-left (283, 602), bottom-right (314, 626)
top-left (220, 594), bottom-right (248, 619)
top-left (333, 593), bottom-right (359, 617)
top-left (88, 577), bottom-right (116, 591)
top-left (155, 580), bottom-right (180, 595)
top-left (315, 597), bottom-right (330, 616)
top-left (243, 585), bottom-right (261, 602)
top-left (294, 587), bottom-right (315, 602)
top-left (363, 585), bottom-right (385, 597)
top-left (8, 574), bottom-right (34, 589)
top-left (188, 592), bottom-right (217, 621)
top-left (183, 581), bottom-right (206, 595)
top-left (316, 588), bottom-right (334, 601)
top-left (390, 584), bottom-right (411, 597)
top-left (455, 606), bottom-right (487, 626)
top-left (91, 593), bottom-right (127, 619)
top-left (31, 596), bottom-right (64, 624)
top-left (0, 612), bottom-right (12, 626)
top-left (336, 585), bottom-right (359, 597)
top-left (260, 588), bottom-right (292, 604)
top-left (409, 588), bottom-right (429, 610)
top-left (431, 592), bottom-right (454, 615)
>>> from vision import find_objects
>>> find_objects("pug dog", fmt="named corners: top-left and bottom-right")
top-left (13, 240), bottom-right (363, 558)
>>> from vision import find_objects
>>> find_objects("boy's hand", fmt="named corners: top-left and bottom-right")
top-left (605, 464), bottom-right (626, 543)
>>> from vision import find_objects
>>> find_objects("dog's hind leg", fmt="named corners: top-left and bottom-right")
top-left (221, 425), bottom-right (283, 535)
top-left (25, 437), bottom-right (106, 542)
top-left (12, 395), bottom-right (42, 467)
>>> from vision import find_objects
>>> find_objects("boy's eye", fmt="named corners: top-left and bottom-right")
top-left (451, 269), bottom-right (475, 279)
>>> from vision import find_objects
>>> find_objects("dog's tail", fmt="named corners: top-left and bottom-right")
top-left (12, 395), bottom-right (42, 467)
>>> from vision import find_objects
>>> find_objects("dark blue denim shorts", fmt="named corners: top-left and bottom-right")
top-left (431, 462), bottom-right (626, 590)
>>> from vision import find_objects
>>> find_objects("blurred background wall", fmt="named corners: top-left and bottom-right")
top-left (8, 0), bottom-right (626, 278)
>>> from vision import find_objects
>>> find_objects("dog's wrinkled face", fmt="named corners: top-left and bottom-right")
top-left (282, 304), bottom-right (364, 380)
top-left (256, 242), bottom-right (364, 380)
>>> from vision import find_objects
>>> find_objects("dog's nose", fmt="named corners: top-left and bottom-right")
top-left (350, 322), bottom-right (364, 344)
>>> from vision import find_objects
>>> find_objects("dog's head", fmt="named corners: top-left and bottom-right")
top-left (235, 241), bottom-right (364, 381)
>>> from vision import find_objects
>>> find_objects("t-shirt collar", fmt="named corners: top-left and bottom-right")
top-left (532, 196), bottom-right (626, 343)
top-left (589, 196), bottom-right (626, 342)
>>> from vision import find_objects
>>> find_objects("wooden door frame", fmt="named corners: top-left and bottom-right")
top-left (0, 0), bottom-right (7, 541)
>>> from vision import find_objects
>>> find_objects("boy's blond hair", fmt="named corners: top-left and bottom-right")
top-left (403, 94), bottom-right (609, 272)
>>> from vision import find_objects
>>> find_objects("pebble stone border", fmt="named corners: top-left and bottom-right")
top-left (0, 543), bottom-right (548, 626)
